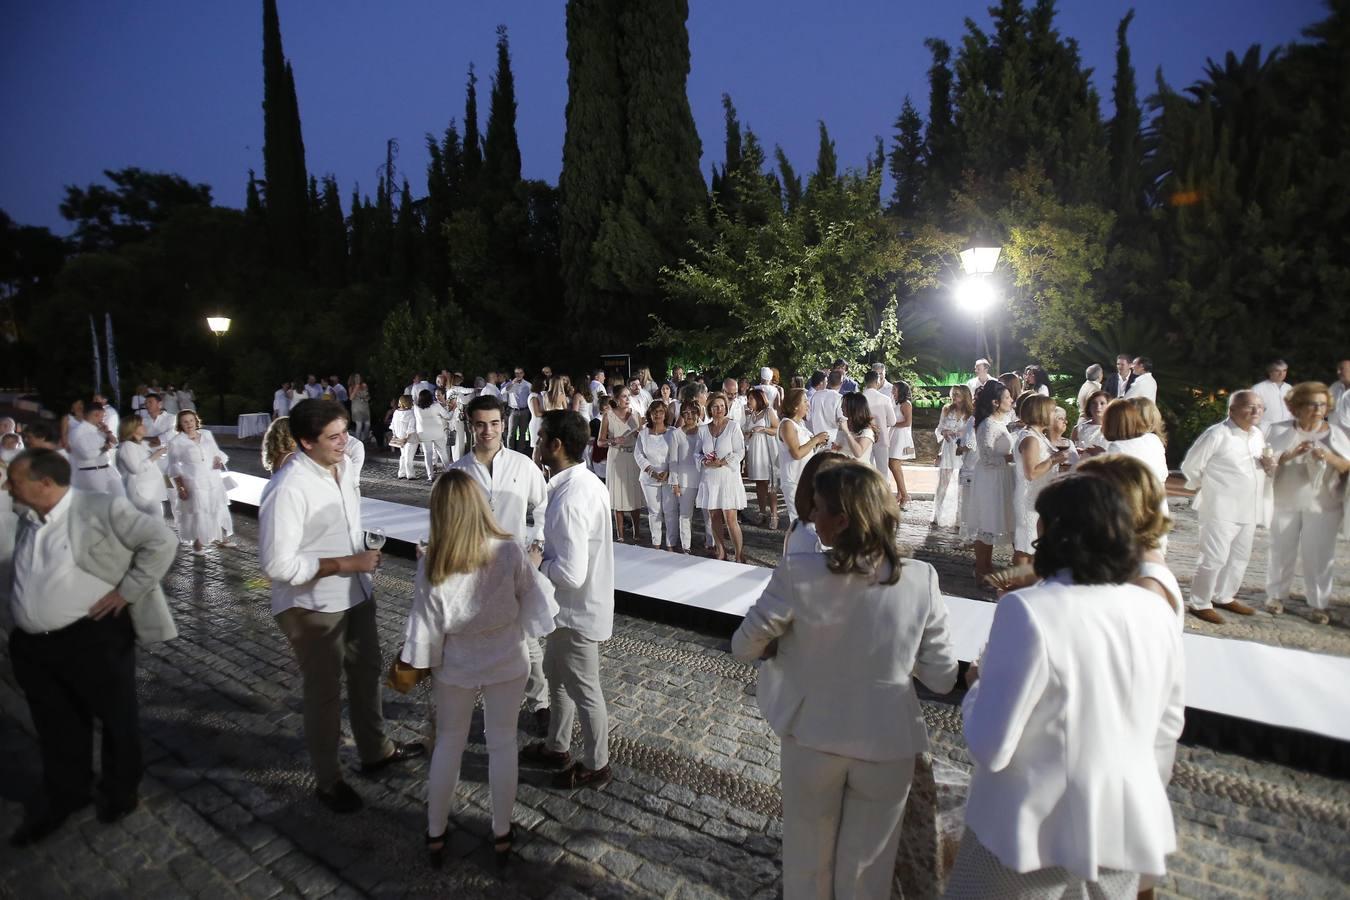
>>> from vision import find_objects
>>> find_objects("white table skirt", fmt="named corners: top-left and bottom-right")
top-left (237, 413), bottom-right (271, 438)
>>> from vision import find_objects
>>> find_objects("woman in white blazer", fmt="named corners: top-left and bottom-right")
top-left (732, 462), bottom-right (958, 899)
top-left (948, 474), bottom-right (1185, 899)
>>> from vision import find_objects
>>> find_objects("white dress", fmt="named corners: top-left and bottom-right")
top-left (970, 415), bottom-right (1015, 544)
top-left (604, 410), bottom-right (643, 512)
top-left (933, 411), bottom-right (968, 528)
top-left (696, 422), bottom-right (747, 510)
top-left (958, 418), bottom-right (979, 541)
top-left (744, 409), bottom-right (776, 482)
top-left (935, 411), bottom-right (966, 470)
top-left (527, 392), bottom-right (547, 447)
top-left (1073, 421), bottom-right (1109, 452)
top-left (116, 440), bottom-right (165, 518)
top-left (889, 402), bottom-right (915, 460)
top-left (1012, 429), bottom-right (1057, 555)
top-left (168, 430), bottom-right (233, 543)
top-left (838, 427), bottom-right (877, 467)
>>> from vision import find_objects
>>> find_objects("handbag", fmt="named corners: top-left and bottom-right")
top-left (220, 464), bottom-right (239, 491)
top-left (386, 656), bottom-right (429, 694)
top-left (591, 439), bottom-right (609, 464)
top-left (389, 435), bottom-right (407, 448)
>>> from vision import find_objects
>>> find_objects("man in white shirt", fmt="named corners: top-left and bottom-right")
top-left (522, 411), bottom-right (615, 789)
top-left (871, 362), bottom-right (893, 398)
top-left (1124, 356), bottom-right (1158, 403)
top-left (1180, 390), bottom-right (1274, 624)
top-left (628, 378), bottom-right (652, 418)
top-left (328, 375), bottom-right (349, 405)
top-left (808, 371), bottom-right (844, 434)
top-left (481, 371), bottom-right (502, 399)
top-left (451, 394), bottom-right (551, 731)
top-left (1333, 359), bottom-right (1350, 429)
top-left (2, 449), bottom-right (177, 845)
top-left (405, 372), bottom-right (436, 399)
top-left (260, 400), bottom-right (423, 813)
top-left (965, 358), bottom-right (994, 398)
top-left (722, 377), bottom-right (746, 427)
top-left (302, 375), bottom-right (324, 400)
top-left (1249, 359), bottom-right (1292, 434)
top-left (68, 401), bottom-right (123, 497)
top-left (273, 382), bottom-right (293, 419)
top-left (862, 370), bottom-right (897, 474)
top-left (91, 393), bottom-right (120, 445)
top-left (589, 370), bottom-right (608, 402)
top-left (504, 368), bottom-right (533, 451)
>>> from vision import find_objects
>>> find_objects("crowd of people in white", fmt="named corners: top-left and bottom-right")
top-left (1, 350), bottom-right (1347, 897)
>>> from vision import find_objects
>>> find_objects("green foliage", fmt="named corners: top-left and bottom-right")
top-left (60, 168), bottom-right (213, 251)
top-left (483, 26), bottom-right (523, 197)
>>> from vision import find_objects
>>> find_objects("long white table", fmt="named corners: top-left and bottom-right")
top-left (226, 472), bottom-right (1350, 743)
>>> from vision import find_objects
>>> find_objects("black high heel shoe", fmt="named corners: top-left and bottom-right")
top-left (493, 824), bottom-right (515, 871)
top-left (426, 829), bottom-right (447, 869)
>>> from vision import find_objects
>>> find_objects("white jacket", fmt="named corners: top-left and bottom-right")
top-left (732, 554), bottom-right (957, 762)
top-left (1180, 419), bottom-right (1270, 525)
top-left (961, 575), bottom-right (1185, 880)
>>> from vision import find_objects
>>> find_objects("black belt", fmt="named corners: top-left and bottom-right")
top-left (79, 464), bottom-right (111, 471)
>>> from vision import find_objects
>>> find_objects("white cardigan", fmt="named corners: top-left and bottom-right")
top-left (731, 554), bottom-right (958, 762)
top-left (961, 574), bottom-right (1186, 880)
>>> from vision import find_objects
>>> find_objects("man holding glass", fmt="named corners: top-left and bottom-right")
top-left (260, 399), bottom-right (423, 813)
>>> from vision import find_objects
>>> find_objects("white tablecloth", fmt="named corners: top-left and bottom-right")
top-left (237, 413), bottom-right (271, 438)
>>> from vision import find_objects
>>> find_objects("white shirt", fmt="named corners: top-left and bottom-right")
top-left (11, 490), bottom-right (119, 633)
top-left (390, 408), bottom-right (417, 440)
top-left (480, 382), bottom-right (502, 399)
top-left (807, 388), bottom-right (842, 434)
top-left (589, 379), bottom-right (607, 399)
top-left (1334, 389), bottom-right (1350, 430)
top-left (863, 387), bottom-right (897, 469)
top-left (725, 394), bottom-right (746, 426)
top-left (754, 383), bottom-right (781, 409)
top-left (540, 464), bottom-right (614, 641)
top-left (330, 383), bottom-right (349, 404)
top-left (450, 445), bottom-right (547, 544)
top-left (259, 452), bottom-right (371, 615)
top-left (629, 390), bottom-right (651, 419)
top-left (505, 379), bottom-right (532, 410)
top-left (69, 420), bottom-right (114, 469)
top-left (303, 382), bottom-right (324, 400)
top-left (273, 389), bottom-right (292, 417)
top-left (966, 375), bottom-right (992, 397)
top-left (1250, 379), bottom-right (1292, 431)
top-left (1330, 380), bottom-right (1350, 408)
top-left (1181, 419), bottom-right (1269, 525)
top-left (1124, 371), bottom-right (1158, 402)
top-left (633, 427), bottom-right (674, 487)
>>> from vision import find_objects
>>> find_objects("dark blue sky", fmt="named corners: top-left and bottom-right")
top-left (0, 0), bottom-right (1323, 233)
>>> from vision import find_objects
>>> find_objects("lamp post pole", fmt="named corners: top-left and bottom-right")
top-left (206, 316), bottom-right (231, 426)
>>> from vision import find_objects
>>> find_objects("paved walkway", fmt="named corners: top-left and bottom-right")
top-left (1, 514), bottom-right (1347, 898)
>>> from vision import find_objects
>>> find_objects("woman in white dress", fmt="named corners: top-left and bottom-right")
top-left (350, 382), bottom-right (372, 443)
top-left (415, 389), bottom-right (451, 480)
top-left (399, 470), bottom-right (558, 870)
top-left (743, 388), bottom-right (780, 529)
top-left (668, 403), bottom-right (704, 553)
top-left (697, 393), bottom-right (747, 562)
top-left (971, 381), bottom-right (1016, 585)
top-left (778, 388), bottom-right (829, 527)
top-left (1012, 395), bottom-right (1073, 565)
top-left (932, 385), bottom-right (973, 529)
top-left (1072, 389), bottom-right (1111, 456)
top-left (598, 387), bottom-right (643, 543)
top-left (957, 415), bottom-right (980, 543)
top-left (833, 393), bottom-right (877, 468)
top-left (1263, 381), bottom-right (1350, 624)
top-left (888, 381), bottom-right (915, 507)
top-left (1023, 364), bottom-right (1052, 398)
top-left (392, 395), bottom-right (419, 479)
top-left (116, 417), bottom-right (167, 518)
top-left (168, 410), bottom-right (234, 554)
top-left (633, 401), bottom-right (679, 550)
top-left (1103, 399), bottom-right (1171, 532)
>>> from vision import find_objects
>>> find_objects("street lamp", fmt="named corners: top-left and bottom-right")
top-left (206, 316), bottom-right (231, 426)
top-left (955, 244), bottom-right (1002, 372)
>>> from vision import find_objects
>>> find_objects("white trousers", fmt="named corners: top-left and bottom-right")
top-left (419, 436), bottom-right (447, 479)
top-left (1188, 518), bottom-right (1256, 610)
top-left (544, 627), bottom-right (609, 770)
top-left (780, 736), bottom-right (914, 900)
top-left (1267, 507), bottom-right (1340, 609)
top-left (523, 636), bottom-right (549, 711)
top-left (398, 440), bottom-right (418, 478)
top-left (674, 488), bottom-right (699, 551)
top-left (781, 476), bottom-right (800, 525)
top-left (641, 482), bottom-right (679, 547)
top-left (71, 466), bottom-right (125, 497)
top-left (427, 674), bottom-right (526, 838)
top-left (446, 427), bottom-right (464, 463)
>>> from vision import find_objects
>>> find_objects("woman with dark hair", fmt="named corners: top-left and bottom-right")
top-left (1011, 395), bottom-right (1072, 565)
top-left (832, 392), bottom-right (877, 467)
top-left (414, 389), bottom-right (451, 481)
top-left (633, 400), bottom-right (678, 550)
top-left (969, 381), bottom-right (1016, 585)
top-left (598, 386), bottom-right (643, 543)
top-left (949, 475), bottom-right (1185, 899)
top-left (778, 388), bottom-right (829, 527)
top-left (732, 463), bottom-right (957, 896)
top-left (697, 393), bottom-right (747, 562)
top-left (782, 450), bottom-right (849, 556)
top-left (1023, 364), bottom-right (1051, 397)
top-left (743, 388), bottom-right (780, 528)
top-left (888, 380), bottom-right (914, 507)
top-left (1072, 390), bottom-right (1111, 455)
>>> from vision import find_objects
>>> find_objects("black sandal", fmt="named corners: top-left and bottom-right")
top-left (426, 830), bottom-right (447, 869)
top-left (493, 824), bottom-right (515, 871)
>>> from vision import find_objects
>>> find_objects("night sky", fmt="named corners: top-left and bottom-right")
top-left (0, 0), bottom-right (1323, 233)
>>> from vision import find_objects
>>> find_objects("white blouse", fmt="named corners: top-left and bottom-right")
top-left (697, 421), bottom-right (745, 469)
top-left (633, 427), bottom-right (674, 488)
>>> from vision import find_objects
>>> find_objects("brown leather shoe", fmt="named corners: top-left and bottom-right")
top-left (1215, 600), bottom-right (1255, 616)
top-left (1189, 608), bottom-right (1225, 625)
top-left (519, 742), bottom-right (571, 769)
top-left (552, 763), bottom-right (612, 790)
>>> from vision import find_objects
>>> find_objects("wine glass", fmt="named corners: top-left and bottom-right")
top-left (364, 528), bottom-right (387, 551)
top-left (416, 534), bottom-right (429, 559)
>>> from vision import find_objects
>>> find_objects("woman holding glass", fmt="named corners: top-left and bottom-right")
top-left (733, 463), bottom-right (957, 897)
top-left (697, 392), bottom-right (747, 562)
top-left (399, 471), bottom-right (558, 870)
top-left (115, 416), bottom-right (168, 518)
top-left (598, 386), bottom-right (643, 543)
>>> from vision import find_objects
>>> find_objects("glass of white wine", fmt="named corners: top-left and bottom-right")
top-left (364, 528), bottom-right (387, 551)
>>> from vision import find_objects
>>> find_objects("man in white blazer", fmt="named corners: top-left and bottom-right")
top-left (1, 449), bottom-right (178, 846)
top-left (1180, 390), bottom-right (1274, 624)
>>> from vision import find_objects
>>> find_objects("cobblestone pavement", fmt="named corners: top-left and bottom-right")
top-left (229, 436), bottom-right (1350, 658)
top-left (1, 513), bottom-right (1347, 898)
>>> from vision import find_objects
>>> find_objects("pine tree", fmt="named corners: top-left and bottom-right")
top-left (261, 0), bottom-right (308, 267)
top-left (715, 94), bottom-right (743, 214)
top-left (1107, 10), bottom-right (1144, 218)
top-left (483, 26), bottom-right (523, 197)
top-left (922, 38), bottom-right (958, 214)
top-left (888, 96), bottom-right (925, 217)
top-left (775, 147), bottom-right (802, 213)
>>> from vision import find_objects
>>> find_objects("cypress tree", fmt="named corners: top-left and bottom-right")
top-left (316, 176), bottom-right (347, 288)
top-left (1107, 10), bottom-right (1144, 218)
top-left (889, 96), bottom-right (925, 217)
top-left (483, 25), bottom-right (523, 196)
top-left (261, 0), bottom-right (308, 268)
top-left (462, 65), bottom-right (483, 187)
top-left (245, 169), bottom-right (264, 220)
top-left (922, 38), bottom-right (957, 213)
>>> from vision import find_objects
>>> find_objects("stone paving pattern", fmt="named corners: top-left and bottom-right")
top-left (1, 505), bottom-right (1347, 898)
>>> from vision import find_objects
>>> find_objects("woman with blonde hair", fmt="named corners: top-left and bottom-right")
top-left (399, 470), bottom-right (558, 870)
top-left (1129, 397), bottom-right (1167, 445)
top-left (349, 381), bottom-right (372, 444)
top-left (261, 416), bottom-right (298, 474)
top-left (698, 392), bottom-right (747, 562)
top-left (1012, 395), bottom-right (1073, 566)
top-left (932, 385), bottom-right (973, 529)
top-left (733, 463), bottom-right (957, 897)
top-left (115, 416), bottom-right (168, 517)
top-left (1103, 399), bottom-right (1171, 552)
top-left (391, 395), bottom-right (418, 479)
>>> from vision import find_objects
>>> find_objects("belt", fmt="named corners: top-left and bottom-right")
top-left (79, 464), bottom-right (111, 471)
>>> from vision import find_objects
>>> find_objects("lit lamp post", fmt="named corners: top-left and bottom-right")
top-left (206, 316), bottom-right (231, 427)
top-left (955, 244), bottom-right (1002, 373)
